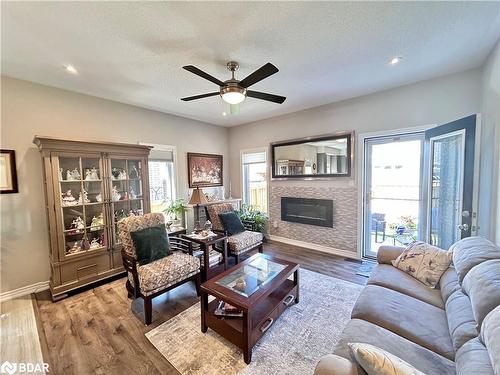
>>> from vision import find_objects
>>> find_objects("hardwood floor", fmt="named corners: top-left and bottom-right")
top-left (34, 240), bottom-right (367, 375)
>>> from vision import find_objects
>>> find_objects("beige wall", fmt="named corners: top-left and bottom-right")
top-left (229, 68), bottom-right (482, 196)
top-left (0, 76), bottom-right (229, 293)
top-left (480, 39), bottom-right (500, 245)
top-left (229, 68), bottom-right (483, 253)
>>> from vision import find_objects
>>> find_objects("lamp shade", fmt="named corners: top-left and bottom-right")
top-left (188, 187), bottom-right (208, 205)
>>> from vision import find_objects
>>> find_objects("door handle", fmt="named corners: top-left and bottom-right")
top-left (458, 223), bottom-right (470, 231)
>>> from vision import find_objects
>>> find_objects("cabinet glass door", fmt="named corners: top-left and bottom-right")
top-left (56, 155), bottom-right (108, 258)
top-left (109, 158), bottom-right (145, 246)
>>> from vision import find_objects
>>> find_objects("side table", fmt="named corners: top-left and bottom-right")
top-left (182, 233), bottom-right (228, 281)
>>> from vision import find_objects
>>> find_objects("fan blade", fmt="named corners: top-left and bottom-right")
top-left (182, 65), bottom-right (225, 87)
top-left (181, 92), bottom-right (219, 101)
top-left (247, 90), bottom-right (286, 104)
top-left (239, 63), bottom-right (279, 88)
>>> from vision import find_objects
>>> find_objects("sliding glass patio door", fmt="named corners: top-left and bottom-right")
top-left (363, 134), bottom-right (424, 258)
top-left (362, 115), bottom-right (478, 258)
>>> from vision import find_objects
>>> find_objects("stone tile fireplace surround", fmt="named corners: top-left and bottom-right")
top-left (269, 185), bottom-right (358, 257)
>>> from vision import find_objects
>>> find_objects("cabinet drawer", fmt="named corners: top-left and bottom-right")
top-left (60, 253), bottom-right (110, 284)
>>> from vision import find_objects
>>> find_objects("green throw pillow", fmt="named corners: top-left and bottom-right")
top-left (218, 211), bottom-right (245, 235)
top-left (130, 224), bottom-right (170, 265)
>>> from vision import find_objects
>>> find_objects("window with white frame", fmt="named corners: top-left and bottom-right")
top-left (148, 146), bottom-right (176, 213)
top-left (241, 150), bottom-right (267, 212)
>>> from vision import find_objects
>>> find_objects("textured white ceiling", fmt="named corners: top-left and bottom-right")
top-left (2, 2), bottom-right (500, 127)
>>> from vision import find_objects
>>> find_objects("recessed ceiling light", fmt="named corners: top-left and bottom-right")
top-left (389, 56), bottom-right (402, 65)
top-left (64, 65), bottom-right (78, 74)
top-left (222, 112), bottom-right (227, 116)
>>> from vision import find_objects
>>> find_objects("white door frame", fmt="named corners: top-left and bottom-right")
top-left (357, 124), bottom-right (434, 258)
top-left (240, 146), bottom-right (269, 212)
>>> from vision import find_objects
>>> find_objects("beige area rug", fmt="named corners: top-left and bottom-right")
top-left (146, 269), bottom-right (363, 375)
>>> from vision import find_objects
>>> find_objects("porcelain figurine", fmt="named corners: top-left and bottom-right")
top-left (73, 217), bottom-right (85, 231)
top-left (67, 216), bottom-right (85, 234)
top-left (58, 168), bottom-right (64, 181)
top-left (129, 188), bottom-right (137, 199)
top-left (111, 186), bottom-right (121, 201)
top-left (90, 214), bottom-right (104, 231)
top-left (129, 165), bottom-right (139, 179)
top-left (71, 168), bottom-right (81, 180)
top-left (85, 167), bottom-right (99, 181)
top-left (95, 193), bottom-right (102, 203)
top-left (68, 241), bottom-right (82, 254)
top-left (61, 190), bottom-right (78, 206)
top-left (66, 170), bottom-right (73, 181)
top-left (99, 233), bottom-right (105, 246)
top-left (89, 238), bottom-right (101, 249)
top-left (111, 168), bottom-right (127, 180)
top-left (78, 189), bottom-right (90, 204)
top-left (81, 237), bottom-right (90, 250)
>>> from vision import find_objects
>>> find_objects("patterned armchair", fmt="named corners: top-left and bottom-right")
top-left (118, 213), bottom-right (200, 325)
top-left (205, 203), bottom-right (263, 264)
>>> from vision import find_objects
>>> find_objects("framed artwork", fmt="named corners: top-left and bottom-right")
top-left (187, 152), bottom-right (223, 188)
top-left (0, 149), bottom-right (19, 194)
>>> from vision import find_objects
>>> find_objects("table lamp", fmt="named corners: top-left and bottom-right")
top-left (188, 187), bottom-right (208, 232)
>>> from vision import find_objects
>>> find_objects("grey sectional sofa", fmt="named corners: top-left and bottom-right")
top-left (315, 237), bottom-right (500, 375)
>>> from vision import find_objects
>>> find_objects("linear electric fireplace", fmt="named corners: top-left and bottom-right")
top-left (281, 197), bottom-right (333, 228)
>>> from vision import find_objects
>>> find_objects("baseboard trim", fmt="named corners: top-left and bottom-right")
top-left (0, 281), bottom-right (50, 302)
top-left (268, 235), bottom-right (361, 260)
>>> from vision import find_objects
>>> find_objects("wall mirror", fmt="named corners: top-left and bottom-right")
top-left (271, 133), bottom-right (352, 178)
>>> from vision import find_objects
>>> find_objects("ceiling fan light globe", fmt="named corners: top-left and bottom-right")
top-left (221, 91), bottom-right (245, 105)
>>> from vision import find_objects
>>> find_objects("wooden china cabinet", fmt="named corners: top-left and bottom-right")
top-left (33, 136), bottom-right (152, 300)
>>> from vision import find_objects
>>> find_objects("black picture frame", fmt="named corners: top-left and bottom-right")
top-left (271, 132), bottom-right (353, 179)
top-left (0, 149), bottom-right (19, 194)
top-left (187, 152), bottom-right (223, 188)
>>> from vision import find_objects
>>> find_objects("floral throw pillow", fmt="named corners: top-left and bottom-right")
top-left (392, 241), bottom-right (452, 288)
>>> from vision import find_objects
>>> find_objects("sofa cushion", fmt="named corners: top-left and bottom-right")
top-left (451, 236), bottom-right (500, 283)
top-left (445, 289), bottom-right (478, 351)
top-left (455, 337), bottom-right (494, 375)
top-left (462, 259), bottom-right (500, 327)
top-left (334, 319), bottom-right (456, 375)
top-left (206, 203), bottom-right (234, 231)
top-left (314, 354), bottom-right (360, 375)
top-left (351, 285), bottom-right (455, 359)
top-left (227, 230), bottom-right (263, 255)
top-left (348, 343), bottom-right (425, 375)
top-left (392, 241), bottom-right (452, 288)
top-left (135, 252), bottom-right (200, 296)
top-left (130, 224), bottom-right (170, 265)
top-left (368, 264), bottom-right (444, 309)
top-left (480, 306), bottom-right (500, 375)
top-left (440, 267), bottom-right (461, 304)
top-left (218, 211), bottom-right (245, 235)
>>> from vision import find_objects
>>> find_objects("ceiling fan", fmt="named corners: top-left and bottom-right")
top-left (181, 61), bottom-right (286, 105)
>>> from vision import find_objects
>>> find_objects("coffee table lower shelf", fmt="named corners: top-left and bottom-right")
top-left (201, 278), bottom-right (299, 364)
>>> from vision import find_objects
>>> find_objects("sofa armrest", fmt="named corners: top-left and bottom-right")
top-left (314, 354), bottom-right (359, 375)
top-left (377, 245), bottom-right (405, 264)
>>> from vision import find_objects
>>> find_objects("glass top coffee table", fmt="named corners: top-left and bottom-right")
top-left (200, 253), bottom-right (300, 364)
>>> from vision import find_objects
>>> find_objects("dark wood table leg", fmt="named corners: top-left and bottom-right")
top-left (202, 243), bottom-right (209, 282)
top-left (222, 238), bottom-right (228, 271)
top-left (294, 269), bottom-right (300, 303)
top-left (243, 309), bottom-right (252, 364)
top-left (200, 290), bottom-right (208, 333)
